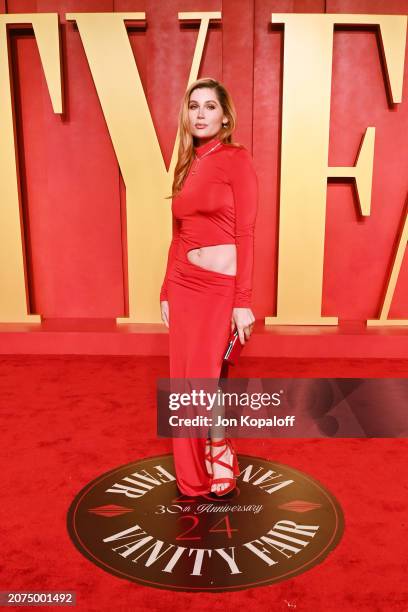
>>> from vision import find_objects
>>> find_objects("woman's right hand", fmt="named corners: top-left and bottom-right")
top-left (160, 300), bottom-right (169, 328)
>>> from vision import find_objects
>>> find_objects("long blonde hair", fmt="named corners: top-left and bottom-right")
top-left (168, 77), bottom-right (241, 199)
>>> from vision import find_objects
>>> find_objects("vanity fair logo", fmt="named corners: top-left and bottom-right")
top-left (67, 454), bottom-right (344, 592)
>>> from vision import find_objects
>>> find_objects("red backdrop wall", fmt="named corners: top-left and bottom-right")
top-left (2, 0), bottom-right (407, 322)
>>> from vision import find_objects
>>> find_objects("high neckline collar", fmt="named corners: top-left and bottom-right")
top-left (194, 135), bottom-right (222, 158)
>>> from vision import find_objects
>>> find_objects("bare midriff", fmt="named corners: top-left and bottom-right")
top-left (186, 244), bottom-right (236, 276)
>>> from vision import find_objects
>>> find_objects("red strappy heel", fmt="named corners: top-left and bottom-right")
top-left (209, 438), bottom-right (240, 496)
top-left (204, 438), bottom-right (212, 476)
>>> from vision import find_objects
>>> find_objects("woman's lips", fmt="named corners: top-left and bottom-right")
top-left (195, 125), bottom-right (207, 128)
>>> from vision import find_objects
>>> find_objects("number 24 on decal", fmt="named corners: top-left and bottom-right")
top-left (176, 514), bottom-right (238, 541)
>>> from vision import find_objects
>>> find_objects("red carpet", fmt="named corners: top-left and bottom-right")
top-left (1, 355), bottom-right (407, 611)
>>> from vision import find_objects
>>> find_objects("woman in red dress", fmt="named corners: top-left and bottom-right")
top-left (160, 77), bottom-right (258, 497)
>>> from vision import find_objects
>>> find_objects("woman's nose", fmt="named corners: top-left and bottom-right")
top-left (197, 107), bottom-right (205, 118)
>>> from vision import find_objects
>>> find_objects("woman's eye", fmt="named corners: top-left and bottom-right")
top-left (189, 105), bottom-right (216, 110)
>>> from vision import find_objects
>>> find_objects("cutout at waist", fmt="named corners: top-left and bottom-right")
top-left (186, 244), bottom-right (236, 276)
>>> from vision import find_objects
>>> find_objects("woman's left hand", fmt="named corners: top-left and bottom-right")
top-left (231, 308), bottom-right (255, 345)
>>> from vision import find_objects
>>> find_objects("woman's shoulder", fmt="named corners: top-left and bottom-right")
top-left (219, 142), bottom-right (257, 186)
top-left (220, 142), bottom-right (255, 168)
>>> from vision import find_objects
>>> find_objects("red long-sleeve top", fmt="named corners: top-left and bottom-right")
top-left (160, 135), bottom-right (258, 308)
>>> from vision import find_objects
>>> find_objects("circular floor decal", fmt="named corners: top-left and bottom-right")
top-left (67, 454), bottom-right (344, 592)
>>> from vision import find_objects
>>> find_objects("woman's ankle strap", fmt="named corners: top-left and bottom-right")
top-left (210, 438), bottom-right (230, 447)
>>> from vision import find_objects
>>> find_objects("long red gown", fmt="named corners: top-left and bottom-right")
top-left (160, 134), bottom-right (258, 496)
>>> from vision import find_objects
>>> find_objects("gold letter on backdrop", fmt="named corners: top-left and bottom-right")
top-left (266, 14), bottom-right (407, 325)
top-left (367, 204), bottom-right (408, 326)
top-left (66, 12), bottom-right (221, 324)
top-left (0, 14), bottom-right (62, 322)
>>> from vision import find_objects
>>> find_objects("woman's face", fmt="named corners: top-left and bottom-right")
top-left (188, 87), bottom-right (227, 143)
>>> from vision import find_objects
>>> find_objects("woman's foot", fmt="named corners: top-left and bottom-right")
top-left (210, 438), bottom-right (239, 495)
